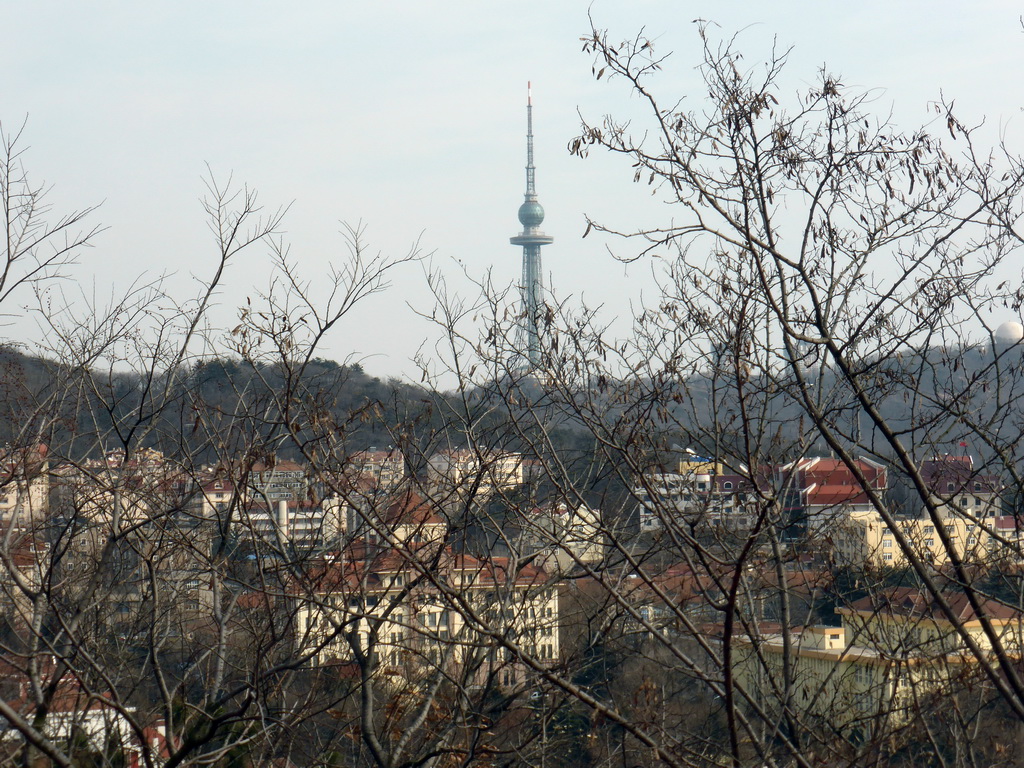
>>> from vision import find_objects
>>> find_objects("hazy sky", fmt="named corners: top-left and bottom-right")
top-left (4, 2), bottom-right (1023, 381)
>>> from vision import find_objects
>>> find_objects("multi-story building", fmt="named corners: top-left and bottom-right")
top-left (777, 456), bottom-right (888, 537)
top-left (832, 456), bottom-right (1005, 568)
top-left (247, 457), bottom-right (307, 503)
top-left (427, 449), bottom-right (524, 499)
top-left (0, 662), bottom-right (148, 765)
top-left (231, 497), bottom-right (348, 549)
top-left (294, 488), bottom-right (557, 685)
top-left (731, 586), bottom-right (1024, 729)
top-left (194, 476), bottom-right (236, 518)
top-left (354, 489), bottom-right (448, 548)
top-left (345, 448), bottom-right (407, 492)
top-left (295, 546), bottom-right (558, 688)
top-left (53, 448), bottom-right (191, 530)
top-left (521, 500), bottom-right (605, 571)
top-left (0, 444), bottom-right (49, 527)
top-left (634, 457), bottom-right (757, 533)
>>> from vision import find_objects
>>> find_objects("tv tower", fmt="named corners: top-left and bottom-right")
top-left (510, 82), bottom-right (553, 369)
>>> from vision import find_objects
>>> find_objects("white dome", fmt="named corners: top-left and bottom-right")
top-left (995, 321), bottom-right (1024, 343)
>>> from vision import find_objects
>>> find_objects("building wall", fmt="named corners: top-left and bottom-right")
top-left (833, 494), bottom-right (1004, 569)
top-left (296, 564), bottom-right (559, 687)
top-left (732, 608), bottom-right (1024, 728)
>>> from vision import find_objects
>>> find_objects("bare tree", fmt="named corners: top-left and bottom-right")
top-left (7, 17), bottom-right (1024, 768)
top-left (410, 19), bottom-right (1024, 768)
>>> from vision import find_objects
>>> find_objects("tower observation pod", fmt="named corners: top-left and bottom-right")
top-left (510, 82), bottom-right (553, 370)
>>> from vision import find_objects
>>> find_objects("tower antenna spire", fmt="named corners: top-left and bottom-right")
top-left (510, 82), bottom-right (553, 370)
top-left (526, 82), bottom-right (535, 198)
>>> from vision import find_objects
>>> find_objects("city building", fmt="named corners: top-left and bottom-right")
top-left (0, 444), bottom-right (49, 526)
top-left (634, 456), bottom-right (758, 533)
top-left (0, 667), bottom-right (144, 765)
top-left (247, 457), bottom-right (307, 503)
top-left (354, 489), bottom-right (448, 548)
top-left (345, 448), bottom-right (407, 492)
top-left (295, 545), bottom-right (558, 688)
top-left (521, 500), bottom-right (605, 572)
top-left (731, 587), bottom-right (1024, 729)
top-left (426, 448), bottom-right (524, 499)
top-left (832, 456), bottom-right (1005, 569)
top-left (777, 457), bottom-right (888, 536)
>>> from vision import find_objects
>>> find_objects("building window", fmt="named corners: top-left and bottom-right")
top-left (883, 553), bottom-right (893, 561)
top-left (723, 482), bottom-right (733, 490)
top-left (883, 540), bottom-right (892, 548)
top-left (925, 538), bottom-right (934, 547)
top-left (968, 536), bottom-right (977, 545)
top-left (924, 525), bottom-right (934, 534)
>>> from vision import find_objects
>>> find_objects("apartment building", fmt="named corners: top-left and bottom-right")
top-left (777, 456), bottom-right (888, 537)
top-left (426, 449), bottom-right (524, 499)
top-left (634, 457), bottom-right (758, 533)
top-left (731, 587), bottom-right (1024, 729)
top-left (345, 448), bottom-right (407, 492)
top-left (247, 458), bottom-right (307, 502)
top-left (0, 444), bottom-right (49, 526)
top-left (521, 500), bottom-right (606, 571)
top-left (231, 497), bottom-right (348, 549)
top-left (295, 546), bottom-right (559, 687)
top-left (0, 662), bottom-right (146, 765)
top-left (832, 456), bottom-right (1005, 568)
top-left (54, 449), bottom-right (191, 530)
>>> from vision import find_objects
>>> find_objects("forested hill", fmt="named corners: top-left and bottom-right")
top-left (0, 348), bottom-right (444, 464)
top-left (3, 341), bottom-right (1022, 476)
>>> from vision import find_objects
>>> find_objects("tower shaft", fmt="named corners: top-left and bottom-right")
top-left (510, 82), bottom-right (553, 369)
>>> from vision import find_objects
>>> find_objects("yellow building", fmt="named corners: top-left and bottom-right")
top-left (295, 547), bottom-right (559, 687)
top-left (0, 444), bottom-right (49, 526)
top-left (426, 449), bottom-right (524, 499)
top-left (833, 508), bottom-right (1000, 568)
top-left (732, 587), bottom-right (1024, 729)
top-left (832, 456), bottom-right (1005, 568)
top-left (295, 490), bottom-right (557, 687)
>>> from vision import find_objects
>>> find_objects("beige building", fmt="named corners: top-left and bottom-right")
top-left (295, 547), bottom-right (559, 687)
top-left (732, 587), bottom-right (1024, 729)
top-left (832, 456), bottom-right (1004, 568)
top-left (833, 508), bottom-right (1000, 568)
top-left (55, 449), bottom-right (189, 530)
top-left (522, 500), bottom-right (605, 572)
top-left (426, 449), bottom-right (524, 499)
top-left (296, 489), bottom-right (557, 686)
top-left (0, 444), bottom-right (49, 527)
top-left (346, 448), bottom-right (407, 492)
